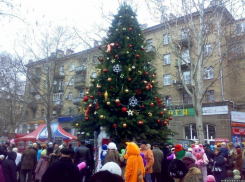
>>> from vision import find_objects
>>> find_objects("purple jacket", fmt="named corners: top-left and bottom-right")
top-left (0, 165), bottom-right (5, 182)
top-left (140, 153), bottom-right (146, 166)
top-left (35, 155), bottom-right (49, 180)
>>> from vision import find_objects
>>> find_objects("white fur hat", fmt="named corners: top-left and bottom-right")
top-left (108, 142), bottom-right (117, 150)
top-left (221, 142), bottom-right (226, 147)
top-left (101, 162), bottom-right (122, 176)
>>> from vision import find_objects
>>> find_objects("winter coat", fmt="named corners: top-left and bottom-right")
top-left (227, 148), bottom-right (235, 168)
top-left (182, 156), bottom-right (197, 169)
top-left (152, 147), bottom-right (163, 173)
top-left (220, 148), bottom-right (229, 158)
top-left (35, 155), bottom-right (49, 180)
top-left (120, 150), bottom-right (127, 178)
top-left (37, 149), bottom-right (42, 162)
top-left (234, 154), bottom-right (242, 172)
top-left (213, 152), bottom-right (226, 182)
top-left (104, 150), bottom-right (120, 165)
top-left (74, 145), bottom-right (91, 165)
top-left (15, 152), bottom-right (22, 166)
top-left (1, 151), bottom-right (17, 182)
top-left (42, 157), bottom-right (81, 182)
top-left (0, 164), bottom-right (5, 182)
top-left (182, 167), bottom-right (203, 182)
top-left (205, 149), bottom-right (215, 161)
top-left (124, 142), bottom-right (145, 182)
top-left (49, 147), bottom-right (60, 165)
top-left (140, 148), bottom-right (154, 173)
top-left (161, 147), bottom-right (171, 173)
top-left (21, 148), bottom-right (37, 170)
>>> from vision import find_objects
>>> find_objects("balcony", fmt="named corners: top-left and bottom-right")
top-left (55, 71), bottom-right (65, 78)
top-left (74, 75), bottom-right (86, 89)
top-left (30, 87), bottom-right (39, 94)
top-left (27, 101), bottom-right (38, 109)
top-left (176, 81), bottom-right (192, 91)
top-left (53, 86), bottom-right (64, 93)
top-left (145, 45), bottom-right (156, 54)
top-left (175, 59), bottom-right (190, 69)
top-left (175, 36), bottom-right (192, 48)
top-left (29, 74), bottom-right (41, 81)
top-left (73, 97), bottom-right (82, 105)
top-left (75, 66), bottom-right (86, 73)
top-left (53, 100), bottom-right (63, 106)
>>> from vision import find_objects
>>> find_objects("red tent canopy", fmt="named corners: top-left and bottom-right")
top-left (16, 122), bottom-right (77, 141)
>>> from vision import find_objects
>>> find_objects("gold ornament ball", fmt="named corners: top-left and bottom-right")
top-left (116, 29), bottom-right (118, 31)
top-left (128, 68), bottom-right (132, 71)
top-left (127, 37), bottom-right (130, 39)
top-left (107, 101), bottom-right (111, 105)
top-left (119, 16), bottom-right (122, 18)
top-left (115, 99), bottom-right (120, 103)
top-left (123, 123), bottom-right (127, 128)
top-left (131, 16), bottom-right (134, 19)
top-left (125, 89), bottom-right (129, 93)
top-left (132, 66), bottom-right (135, 69)
top-left (152, 74), bottom-right (155, 77)
top-left (85, 91), bottom-right (89, 95)
top-left (100, 115), bottom-right (105, 119)
top-left (126, 51), bottom-right (129, 54)
top-left (97, 85), bottom-right (102, 89)
top-left (139, 34), bottom-right (141, 36)
top-left (75, 123), bottom-right (79, 127)
top-left (152, 80), bottom-right (155, 84)
top-left (91, 79), bottom-right (95, 82)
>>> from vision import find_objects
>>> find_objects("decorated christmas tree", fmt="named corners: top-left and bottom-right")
top-left (75, 4), bottom-right (172, 147)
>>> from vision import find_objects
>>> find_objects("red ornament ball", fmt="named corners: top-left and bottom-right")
top-left (110, 86), bottom-right (113, 89)
top-left (103, 69), bottom-right (108, 73)
top-left (136, 54), bottom-right (140, 58)
top-left (123, 123), bottom-right (127, 128)
top-left (155, 97), bottom-right (158, 99)
top-left (162, 105), bottom-right (166, 108)
top-left (138, 120), bottom-right (143, 125)
top-left (160, 112), bottom-right (163, 115)
top-left (128, 78), bottom-right (132, 82)
top-left (115, 55), bottom-right (118, 58)
top-left (129, 44), bottom-right (133, 48)
top-left (116, 43), bottom-right (119, 47)
top-left (157, 120), bottom-right (161, 123)
top-left (141, 105), bottom-right (145, 109)
top-left (108, 78), bottom-right (112, 82)
top-left (145, 86), bottom-right (150, 90)
top-left (90, 95), bottom-right (94, 99)
top-left (83, 96), bottom-right (89, 102)
top-left (169, 117), bottom-right (173, 120)
top-left (98, 92), bottom-right (102, 96)
top-left (129, 28), bottom-right (133, 31)
top-left (150, 103), bottom-right (154, 107)
top-left (85, 117), bottom-right (89, 121)
top-left (100, 58), bottom-right (103, 61)
top-left (113, 124), bottom-right (117, 129)
top-left (145, 72), bottom-right (149, 76)
top-left (163, 120), bottom-right (168, 125)
top-left (121, 107), bottom-right (127, 113)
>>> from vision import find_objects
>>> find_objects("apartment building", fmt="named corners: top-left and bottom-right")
top-left (143, 5), bottom-right (245, 144)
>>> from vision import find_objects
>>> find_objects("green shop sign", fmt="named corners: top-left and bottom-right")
top-left (168, 108), bottom-right (195, 116)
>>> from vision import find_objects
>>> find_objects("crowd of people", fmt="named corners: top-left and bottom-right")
top-left (0, 140), bottom-right (245, 182)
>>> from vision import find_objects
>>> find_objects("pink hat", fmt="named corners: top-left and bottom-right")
top-left (207, 175), bottom-right (215, 182)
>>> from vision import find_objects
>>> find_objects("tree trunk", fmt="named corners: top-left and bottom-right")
top-left (195, 101), bottom-right (204, 144)
top-left (46, 110), bottom-right (52, 142)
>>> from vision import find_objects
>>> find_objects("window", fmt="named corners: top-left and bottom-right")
top-left (183, 93), bottom-right (192, 104)
top-left (163, 75), bottom-right (171, 86)
top-left (91, 72), bottom-right (97, 79)
top-left (70, 63), bottom-right (75, 71)
top-left (41, 109), bottom-right (44, 117)
top-left (68, 92), bottom-right (73, 101)
top-left (236, 22), bottom-right (245, 34)
top-left (166, 95), bottom-right (172, 106)
top-left (44, 67), bottom-right (49, 74)
top-left (163, 54), bottom-right (171, 65)
top-left (60, 66), bottom-right (64, 75)
top-left (59, 80), bottom-right (64, 90)
top-left (93, 56), bottom-right (98, 65)
top-left (163, 34), bottom-right (170, 45)
top-left (182, 29), bottom-right (189, 39)
top-left (183, 71), bottom-right (191, 84)
top-left (68, 107), bottom-right (72, 115)
top-left (185, 124), bottom-right (215, 143)
top-left (79, 90), bottom-right (84, 97)
top-left (68, 77), bottom-right (74, 86)
top-left (204, 44), bottom-right (212, 55)
top-left (205, 90), bottom-right (215, 103)
top-left (18, 141), bottom-right (24, 149)
top-left (22, 124), bottom-right (27, 133)
top-left (26, 141), bottom-right (33, 148)
top-left (232, 43), bottom-right (243, 56)
top-left (182, 50), bottom-right (190, 64)
top-left (32, 110), bottom-right (36, 118)
top-left (146, 39), bottom-right (153, 46)
top-left (204, 67), bottom-right (214, 79)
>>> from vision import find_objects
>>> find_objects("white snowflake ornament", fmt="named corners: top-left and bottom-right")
top-left (129, 96), bottom-right (138, 107)
top-left (113, 64), bottom-right (121, 74)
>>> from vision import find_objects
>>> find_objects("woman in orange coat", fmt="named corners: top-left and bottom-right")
top-left (234, 148), bottom-right (242, 173)
top-left (124, 142), bottom-right (145, 182)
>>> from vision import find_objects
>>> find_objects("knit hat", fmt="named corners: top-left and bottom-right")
top-left (101, 162), bottom-right (122, 176)
top-left (233, 169), bottom-right (241, 180)
top-left (187, 148), bottom-right (192, 152)
top-left (102, 144), bottom-right (108, 150)
top-left (185, 151), bottom-right (193, 158)
top-left (168, 159), bottom-right (188, 179)
top-left (175, 144), bottom-right (183, 152)
top-left (221, 142), bottom-right (226, 147)
top-left (60, 148), bottom-right (72, 155)
top-left (108, 142), bottom-right (117, 150)
top-left (207, 175), bottom-right (215, 182)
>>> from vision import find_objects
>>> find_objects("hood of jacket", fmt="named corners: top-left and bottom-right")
top-left (7, 151), bottom-right (17, 161)
top-left (124, 142), bottom-right (140, 158)
top-left (183, 167), bottom-right (202, 182)
top-left (182, 156), bottom-right (195, 164)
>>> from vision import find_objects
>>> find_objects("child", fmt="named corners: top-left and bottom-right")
top-left (220, 142), bottom-right (229, 158)
top-left (224, 170), bottom-right (235, 180)
top-left (233, 169), bottom-right (241, 180)
top-left (206, 175), bottom-right (215, 182)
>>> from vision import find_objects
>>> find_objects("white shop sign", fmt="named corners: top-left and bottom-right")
top-left (202, 105), bottom-right (228, 115)
top-left (231, 111), bottom-right (245, 123)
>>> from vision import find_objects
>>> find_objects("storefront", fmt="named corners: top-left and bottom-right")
top-left (231, 111), bottom-right (245, 147)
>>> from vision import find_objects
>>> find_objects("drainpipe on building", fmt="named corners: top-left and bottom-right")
top-left (217, 12), bottom-right (234, 109)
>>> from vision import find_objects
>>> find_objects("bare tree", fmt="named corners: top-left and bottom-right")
top-left (143, 0), bottom-right (245, 143)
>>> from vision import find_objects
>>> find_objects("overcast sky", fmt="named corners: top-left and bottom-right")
top-left (0, 0), bottom-right (166, 54)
